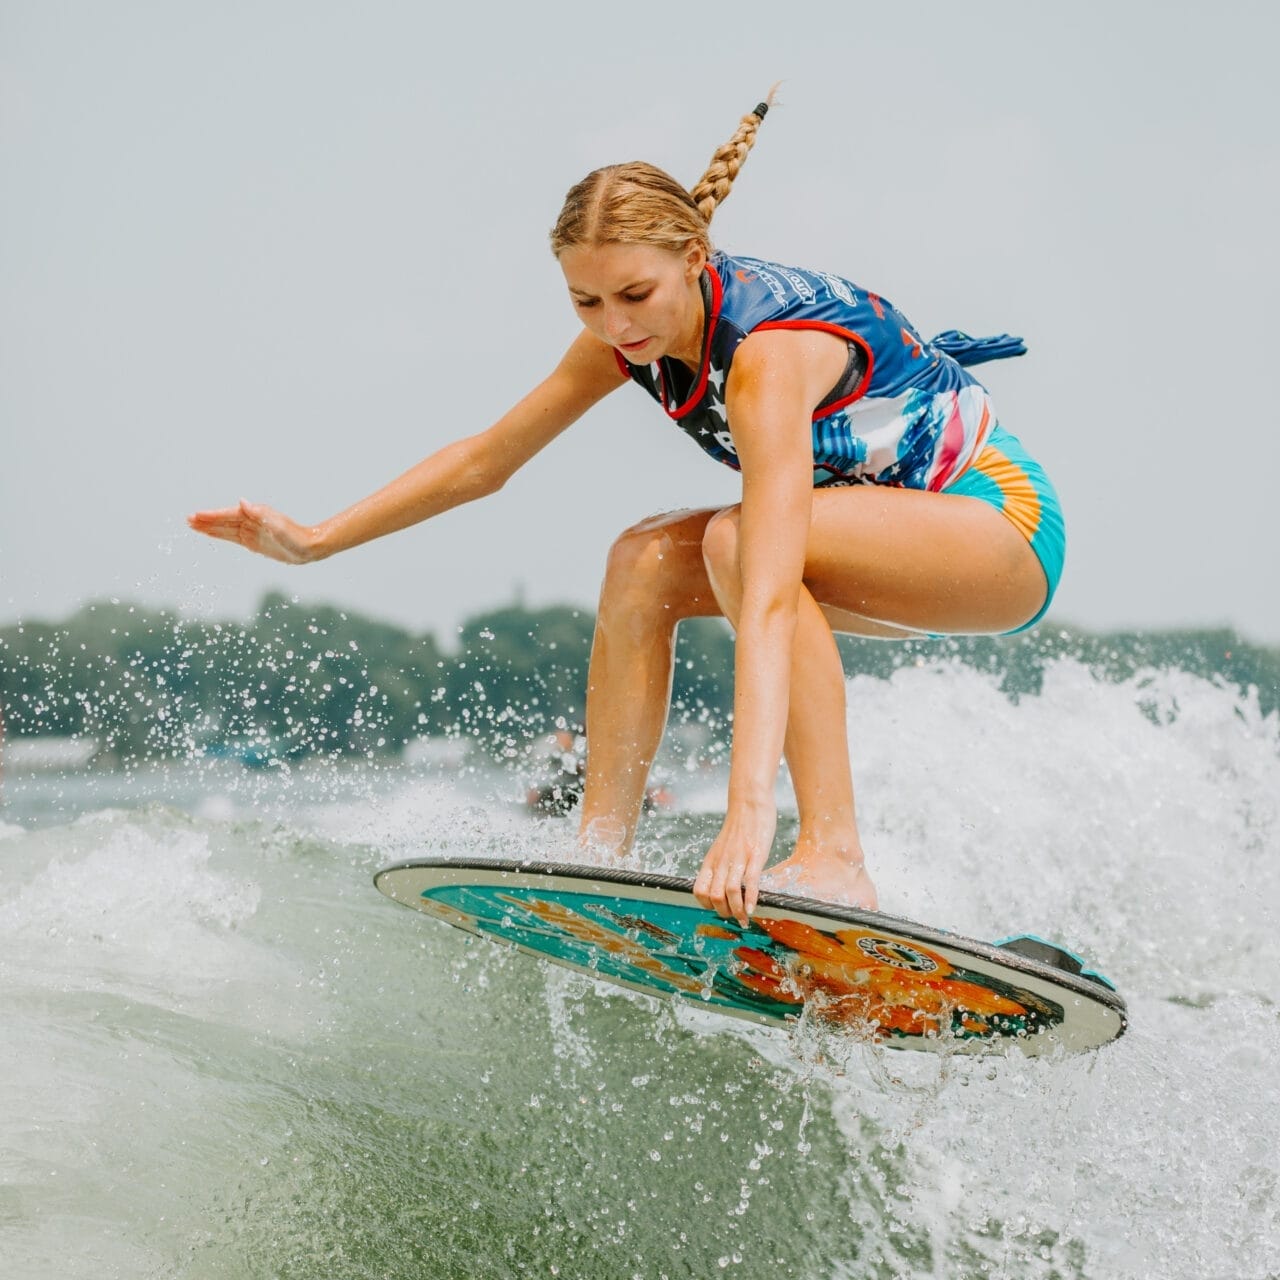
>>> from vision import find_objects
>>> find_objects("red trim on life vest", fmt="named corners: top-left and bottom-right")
top-left (750, 320), bottom-right (875, 419)
top-left (667, 265), bottom-right (723, 421)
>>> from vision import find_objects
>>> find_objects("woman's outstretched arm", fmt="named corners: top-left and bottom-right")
top-left (187, 330), bottom-right (626, 564)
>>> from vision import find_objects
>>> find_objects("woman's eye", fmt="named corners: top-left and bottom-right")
top-left (573, 298), bottom-right (599, 309)
top-left (622, 292), bottom-right (651, 304)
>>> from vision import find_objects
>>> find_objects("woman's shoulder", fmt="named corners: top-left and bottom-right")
top-left (713, 251), bottom-right (866, 320)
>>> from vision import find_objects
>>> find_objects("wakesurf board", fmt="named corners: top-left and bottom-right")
top-left (374, 858), bottom-right (1126, 1056)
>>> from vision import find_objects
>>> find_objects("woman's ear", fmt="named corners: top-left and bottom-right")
top-left (684, 241), bottom-right (708, 281)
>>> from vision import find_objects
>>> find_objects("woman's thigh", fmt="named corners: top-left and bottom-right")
top-left (803, 485), bottom-right (1049, 636)
top-left (610, 489), bottom-right (1048, 639)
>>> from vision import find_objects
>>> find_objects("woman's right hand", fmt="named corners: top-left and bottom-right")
top-left (184, 333), bottom-right (627, 569)
top-left (187, 500), bottom-right (321, 565)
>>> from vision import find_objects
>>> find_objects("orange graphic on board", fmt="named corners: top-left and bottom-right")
top-left (732, 918), bottom-right (1029, 1039)
top-left (469, 894), bottom-right (1047, 1039)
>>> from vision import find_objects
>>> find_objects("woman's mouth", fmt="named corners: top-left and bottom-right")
top-left (618, 337), bottom-right (652, 355)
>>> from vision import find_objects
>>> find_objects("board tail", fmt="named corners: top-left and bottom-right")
top-left (994, 934), bottom-right (1117, 992)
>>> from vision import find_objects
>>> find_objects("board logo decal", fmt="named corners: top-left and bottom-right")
top-left (855, 936), bottom-right (940, 973)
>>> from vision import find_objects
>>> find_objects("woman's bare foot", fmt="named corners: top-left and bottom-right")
top-left (759, 837), bottom-right (878, 911)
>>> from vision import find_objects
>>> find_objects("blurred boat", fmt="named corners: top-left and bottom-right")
top-left (1, 735), bottom-right (100, 774)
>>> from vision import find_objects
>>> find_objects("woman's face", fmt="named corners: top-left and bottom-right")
top-left (559, 240), bottom-right (706, 366)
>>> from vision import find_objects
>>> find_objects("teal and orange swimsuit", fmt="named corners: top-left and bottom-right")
top-left (615, 251), bottom-right (1065, 633)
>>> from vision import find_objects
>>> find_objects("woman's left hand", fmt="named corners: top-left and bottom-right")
top-left (694, 800), bottom-right (777, 927)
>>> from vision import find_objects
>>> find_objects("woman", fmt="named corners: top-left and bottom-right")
top-left (189, 95), bottom-right (1064, 929)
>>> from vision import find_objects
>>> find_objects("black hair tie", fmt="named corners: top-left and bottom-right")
top-left (752, 101), bottom-right (770, 120)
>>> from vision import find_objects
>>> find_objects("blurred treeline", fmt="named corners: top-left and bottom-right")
top-left (0, 593), bottom-right (1276, 768)
top-left (0, 594), bottom-right (733, 767)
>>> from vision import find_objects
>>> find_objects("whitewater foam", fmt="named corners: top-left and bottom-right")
top-left (2, 656), bottom-right (1276, 1278)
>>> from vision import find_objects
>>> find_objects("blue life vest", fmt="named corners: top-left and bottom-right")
top-left (615, 252), bottom-right (1024, 490)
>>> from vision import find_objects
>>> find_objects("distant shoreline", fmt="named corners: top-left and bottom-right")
top-left (2, 594), bottom-right (1276, 772)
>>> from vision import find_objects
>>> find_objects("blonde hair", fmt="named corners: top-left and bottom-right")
top-left (549, 88), bottom-right (778, 258)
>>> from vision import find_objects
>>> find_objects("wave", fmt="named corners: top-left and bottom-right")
top-left (0, 658), bottom-right (1276, 1277)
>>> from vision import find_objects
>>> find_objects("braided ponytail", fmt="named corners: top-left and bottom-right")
top-left (549, 87), bottom-right (778, 258)
top-left (689, 85), bottom-right (778, 225)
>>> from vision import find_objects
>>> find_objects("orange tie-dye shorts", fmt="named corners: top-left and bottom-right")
top-left (943, 424), bottom-right (1066, 633)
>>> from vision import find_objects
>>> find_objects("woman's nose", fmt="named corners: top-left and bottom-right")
top-left (603, 307), bottom-right (628, 338)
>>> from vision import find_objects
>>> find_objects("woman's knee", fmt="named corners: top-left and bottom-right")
top-left (599, 516), bottom-right (708, 621)
top-left (700, 506), bottom-right (742, 600)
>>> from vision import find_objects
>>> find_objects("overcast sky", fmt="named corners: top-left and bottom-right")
top-left (3, 1), bottom-right (1277, 644)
